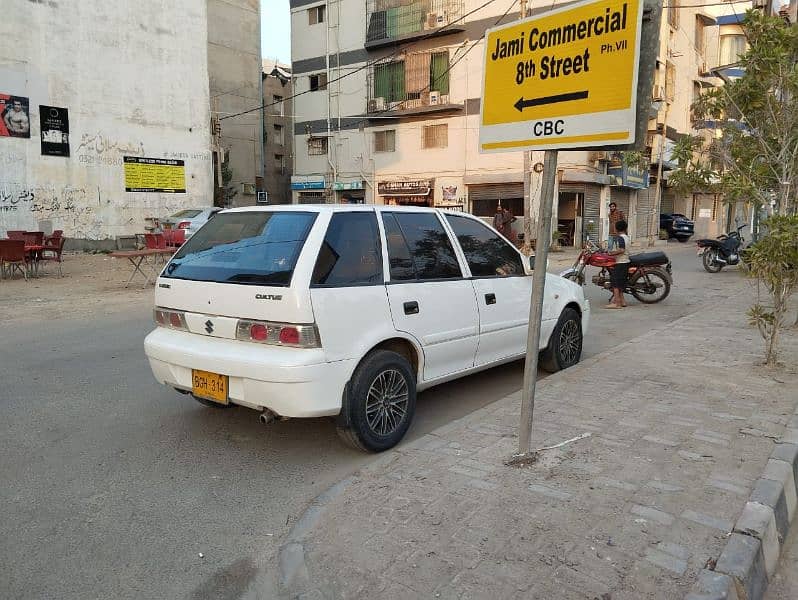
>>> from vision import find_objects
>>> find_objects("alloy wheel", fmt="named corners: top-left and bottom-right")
top-left (365, 370), bottom-right (409, 436)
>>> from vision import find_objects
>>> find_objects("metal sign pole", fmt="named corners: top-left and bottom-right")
top-left (517, 149), bottom-right (558, 456)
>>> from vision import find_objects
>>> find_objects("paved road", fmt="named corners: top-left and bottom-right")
top-left (0, 245), bottom-right (743, 599)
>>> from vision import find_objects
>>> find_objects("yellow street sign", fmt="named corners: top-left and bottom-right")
top-left (479, 0), bottom-right (644, 152)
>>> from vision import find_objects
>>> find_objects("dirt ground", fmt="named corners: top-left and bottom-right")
top-left (0, 252), bottom-right (157, 324)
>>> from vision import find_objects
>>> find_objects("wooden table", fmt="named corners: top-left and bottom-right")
top-left (109, 248), bottom-right (174, 287)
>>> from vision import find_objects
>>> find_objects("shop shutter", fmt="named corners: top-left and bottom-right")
top-left (467, 183), bottom-right (524, 201)
top-left (636, 186), bottom-right (657, 240)
top-left (582, 184), bottom-right (601, 240)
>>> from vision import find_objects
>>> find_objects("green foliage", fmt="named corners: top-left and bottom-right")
top-left (745, 215), bottom-right (798, 364)
top-left (670, 11), bottom-right (798, 215)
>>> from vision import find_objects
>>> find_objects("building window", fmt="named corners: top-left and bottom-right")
top-left (309, 73), bottom-right (328, 92)
top-left (695, 17), bottom-right (705, 56)
top-left (371, 51), bottom-right (450, 108)
top-left (374, 130), bottom-right (396, 153)
top-left (668, 0), bottom-right (679, 29)
top-left (720, 34), bottom-right (746, 65)
top-left (308, 137), bottom-right (328, 156)
top-left (275, 154), bottom-right (284, 174)
top-left (422, 124), bottom-right (447, 149)
top-left (273, 95), bottom-right (284, 116)
top-left (273, 124), bottom-right (284, 146)
top-left (308, 5), bottom-right (325, 25)
top-left (665, 62), bottom-right (676, 103)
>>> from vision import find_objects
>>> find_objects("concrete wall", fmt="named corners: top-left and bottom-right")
top-left (207, 0), bottom-right (263, 207)
top-left (263, 71), bottom-right (293, 204)
top-left (0, 0), bottom-right (213, 242)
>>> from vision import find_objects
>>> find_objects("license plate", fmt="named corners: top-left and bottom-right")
top-left (192, 369), bottom-right (228, 404)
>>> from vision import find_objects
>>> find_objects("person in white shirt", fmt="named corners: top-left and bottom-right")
top-left (606, 219), bottom-right (630, 309)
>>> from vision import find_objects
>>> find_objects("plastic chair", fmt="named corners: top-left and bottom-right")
top-left (143, 233), bottom-right (161, 249)
top-left (165, 229), bottom-right (185, 248)
top-left (24, 231), bottom-right (45, 246)
top-left (0, 239), bottom-right (28, 280)
top-left (40, 235), bottom-right (66, 276)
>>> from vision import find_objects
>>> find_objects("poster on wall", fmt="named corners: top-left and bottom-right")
top-left (123, 156), bottom-right (186, 193)
top-left (40, 105), bottom-right (70, 156)
top-left (0, 94), bottom-right (31, 138)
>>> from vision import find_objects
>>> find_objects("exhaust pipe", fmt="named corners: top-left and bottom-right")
top-left (259, 409), bottom-right (278, 425)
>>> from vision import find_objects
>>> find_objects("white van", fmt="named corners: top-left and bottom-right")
top-left (144, 206), bottom-right (589, 451)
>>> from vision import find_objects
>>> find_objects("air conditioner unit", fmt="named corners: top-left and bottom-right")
top-left (439, 94), bottom-right (450, 105)
top-left (652, 85), bottom-right (664, 102)
top-left (256, 191), bottom-right (268, 204)
top-left (368, 97), bottom-right (386, 112)
top-left (425, 12), bottom-right (438, 29)
top-left (429, 91), bottom-right (441, 105)
top-left (426, 12), bottom-right (445, 29)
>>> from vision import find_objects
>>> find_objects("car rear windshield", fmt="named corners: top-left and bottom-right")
top-left (162, 211), bottom-right (317, 286)
top-left (171, 209), bottom-right (202, 218)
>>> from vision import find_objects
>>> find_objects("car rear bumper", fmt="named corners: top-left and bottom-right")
top-left (144, 328), bottom-right (354, 417)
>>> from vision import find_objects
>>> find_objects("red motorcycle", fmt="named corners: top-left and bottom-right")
top-left (559, 240), bottom-right (673, 304)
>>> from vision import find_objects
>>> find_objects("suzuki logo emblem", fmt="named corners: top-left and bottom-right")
top-left (204, 320), bottom-right (214, 334)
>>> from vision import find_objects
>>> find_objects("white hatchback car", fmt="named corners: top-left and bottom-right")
top-left (144, 206), bottom-right (590, 451)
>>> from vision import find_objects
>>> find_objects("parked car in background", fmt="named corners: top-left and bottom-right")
top-left (660, 213), bottom-right (695, 242)
top-left (161, 208), bottom-right (222, 239)
top-left (144, 206), bottom-right (590, 452)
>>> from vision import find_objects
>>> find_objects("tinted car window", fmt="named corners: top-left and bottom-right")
top-left (383, 212), bottom-right (462, 280)
top-left (382, 214), bottom-right (416, 281)
top-left (445, 215), bottom-right (524, 277)
top-left (164, 211), bottom-right (316, 286)
top-left (312, 212), bottom-right (383, 286)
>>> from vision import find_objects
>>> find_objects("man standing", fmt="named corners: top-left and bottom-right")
top-left (608, 201), bottom-right (625, 250)
top-left (3, 99), bottom-right (30, 137)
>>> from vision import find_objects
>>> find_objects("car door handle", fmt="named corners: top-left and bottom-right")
top-left (403, 301), bottom-right (419, 315)
top-left (485, 293), bottom-right (496, 305)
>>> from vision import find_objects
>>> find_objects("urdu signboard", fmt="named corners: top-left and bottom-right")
top-left (480, 0), bottom-right (644, 152)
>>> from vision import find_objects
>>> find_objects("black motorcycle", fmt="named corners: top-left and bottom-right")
top-left (695, 224), bottom-right (747, 273)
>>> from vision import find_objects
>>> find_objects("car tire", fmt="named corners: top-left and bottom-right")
top-left (192, 394), bottom-right (235, 409)
top-left (337, 350), bottom-right (417, 453)
top-left (540, 308), bottom-right (583, 373)
top-left (676, 237), bottom-right (689, 243)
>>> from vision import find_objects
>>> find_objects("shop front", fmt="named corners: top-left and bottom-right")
top-left (333, 180), bottom-right (366, 204)
top-left (378, 179), bottom-right (434, 206)
top-left (291, 175), bottom-right (327, 204)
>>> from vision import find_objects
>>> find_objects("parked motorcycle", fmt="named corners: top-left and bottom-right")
top-left (560, 240), bottom-right (673, 304)
top-left (695, 224), bottom-right (748, 273)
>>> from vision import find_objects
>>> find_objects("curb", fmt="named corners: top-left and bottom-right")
top-left (686, 411), bottom-right (798, 600)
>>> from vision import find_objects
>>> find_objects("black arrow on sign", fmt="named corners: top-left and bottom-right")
top-left (514, 90), bottom-right (589, 112)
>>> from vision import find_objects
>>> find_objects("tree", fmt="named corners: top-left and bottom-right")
top-left (668, 11), bottom-right (798, 360)
top-left (668, 10), bottom-right (798, 216)
top-left (746, 215), bottom-right (798, 365)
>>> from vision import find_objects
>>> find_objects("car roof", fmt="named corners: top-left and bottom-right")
top-left (221, 204), bottom-right (468, 215)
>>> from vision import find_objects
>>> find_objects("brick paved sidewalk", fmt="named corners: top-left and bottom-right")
top-left (280, 291), bottom-right (798, 600)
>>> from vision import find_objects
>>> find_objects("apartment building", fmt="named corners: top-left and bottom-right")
top-left (208, 0), bottom-right (263, 207)
top-left (290, 0), bottom-right (753, 246)
top-left (262, 60), bottom-right (294, 205)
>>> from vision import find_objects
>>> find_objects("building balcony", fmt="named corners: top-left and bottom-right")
top-left (366, 50), bottom-right (462, 118)
top-left (365, 0), bottom-right (465, 50)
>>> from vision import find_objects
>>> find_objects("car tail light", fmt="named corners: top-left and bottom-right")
top-left (177, 221), bottom-right (191, 229)
top-left (154, 308), bottom-right (188, 331)
top-left (236, 319), bottom-right (320, 348)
